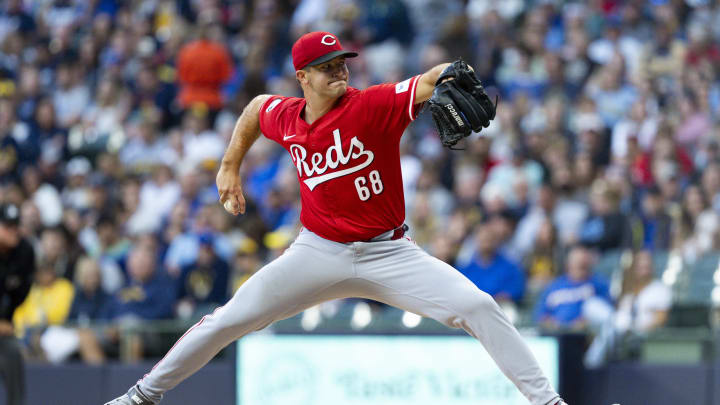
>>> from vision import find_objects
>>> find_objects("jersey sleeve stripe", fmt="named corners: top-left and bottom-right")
top-left (408, 75), bottom-right (421, 121)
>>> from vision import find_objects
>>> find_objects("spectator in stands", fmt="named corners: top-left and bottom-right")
top-left (0, 100), bottom-right (20, 183)
top-left (19, 165), bottom-right (63, 227)
top-left (119, 118), bottom-right (178, 172)
top-left (52, 256), bottom-right (114, 365)
top-left (611, 99), bottom-right (659, 162)
top-left (679, 184), bottom-right (720, 262)
top-left (93, 214), bottom-right (131, 263)
top-left (0, 0), bottom-right (36, 43)
top-left (38, 225), bottom-right (78, 280)
top-left (524, 218), bottom-right (562, 294)
top-left (0, 202), bottom-right (34, 405)
top-left (231, 240), bottom-right (261, 292)
top-left (573, 151), bottom-right (599, 196)
top-left (634, 131), bottom-right (694, 189)
top-left (258, 187), bottom-right (298, 232)
top-left (615, 250), bottom-right (672, 334)
top-left (68, 256), bottom-right (112, 324)
top-left (12, 259), bottom-right (75, 359)
top-left (701, 161), bottom-right (720, 212)
top-left (180, 106), bottom-right (226, 170)
top-left (107, 243), bottom-right (176, 322)
top-left (429, 234), bottom-right (457, 265)
top-left (61, 156), bottom-right (93, 212)
top-left (573, 100), bottom-right (611, 168)
top-left (512, 184), bottom-right (556, 259)
top-left (132, 65), bottom-right (177, 129)
top-left (176, 14), bottom-right (233, 117)
top-left (633, 186), bottom-right (673, 251)
top-left (676, 92), bottom-right (712, 153)
top-left (585, 250), bottom-right (672, 367)
top-left (407, 191), bottom-right (439, 249)
top-left (102, 242), bottom-right (176, 361)
top-left (52, 60), bottom-right (90, 129)
top-left (497, 46), bottom-right (546, 102)
top-left (483, 146), bottom-right (544, 211)
top-left (410, 164), bottom-right (453, 218)
top-left (578, 180), bottom-right (629, 251)
top-left (27, 97), bottom-right (67, 179)
top-left (18, 200), bottom-right (42, 243)
top-left (77, 213), bottom-right (129, 294)
top-left (81, 78), bottom-right (130, 147)
top-left (550, 166), bottom-right (590, 248)
top-left (585, 55), bottom-right (637, 128)
top-left (685, 22), bottom-right (720, 68)
top-left (453, 163), bottom-right (484, 208)
top-left (0, 98), bottom-right (34, 173)
top-left (361, 0), bottom-right (415, 46)
top-left (641, 21), bottom-right (686, 97)
top-left (176, 233), bottom-right (230, 320)
top-left (133, 163), bottom-right (181, 234)
top-left (164, 203), bottom-right (234, 275)
top-left (36, 256), bottom-right (112, 365)
top-left (535, 245), bottom-right (612, 330)
top-left (456, 222), bottom-right (526, 304)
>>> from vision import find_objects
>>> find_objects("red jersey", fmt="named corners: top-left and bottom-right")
top-left (259, 75), bottom-right (423, 243)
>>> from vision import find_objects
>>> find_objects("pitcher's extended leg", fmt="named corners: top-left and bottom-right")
top-left (138, 232), bottom-right (355, 402)
top-left (357, 240), bottom-right (559, 405)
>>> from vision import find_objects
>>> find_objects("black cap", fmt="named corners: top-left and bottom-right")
top-left (0, 203), bottom-right (20, 226)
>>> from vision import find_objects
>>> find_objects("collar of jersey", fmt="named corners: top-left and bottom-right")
top-left (296, 87), bottom-right (358, 129)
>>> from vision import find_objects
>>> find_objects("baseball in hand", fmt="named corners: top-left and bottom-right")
top-left (224, 200), bottom-right (235, 212)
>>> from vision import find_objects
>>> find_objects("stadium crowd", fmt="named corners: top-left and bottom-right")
top-left (1, 0), bottom-right (720, 364)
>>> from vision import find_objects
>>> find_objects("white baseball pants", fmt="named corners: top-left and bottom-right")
top-left (138, 229), bottom-right (560, 405)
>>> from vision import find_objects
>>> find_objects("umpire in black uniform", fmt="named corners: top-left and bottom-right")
top-left (0, 202), bottom-right (35, 405)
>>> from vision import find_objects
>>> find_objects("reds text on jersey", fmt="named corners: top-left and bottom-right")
top-left (259, 75), bottom-right (423, 242)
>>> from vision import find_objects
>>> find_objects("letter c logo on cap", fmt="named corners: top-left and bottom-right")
top-left (320, 35), bottom-right (336, 46)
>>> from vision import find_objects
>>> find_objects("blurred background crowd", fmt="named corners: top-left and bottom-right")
top-left (2, 0), bottom-right (720, 367)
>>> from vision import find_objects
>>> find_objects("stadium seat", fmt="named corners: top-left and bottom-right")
top-left (651, 251), bottom-right (670, 277)
top-left (674, 253), bottom-right (720, 306)
top-left (667, 304), bottom-right (711, 328)
top-left (593, 249), bottom-right (627, 279)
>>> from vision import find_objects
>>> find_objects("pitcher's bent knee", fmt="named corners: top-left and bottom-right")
top-left (456, 289), bottom-right (499, 321)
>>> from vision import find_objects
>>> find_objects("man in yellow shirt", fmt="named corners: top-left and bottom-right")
top-left (12, 260), bottom-right (74, 339)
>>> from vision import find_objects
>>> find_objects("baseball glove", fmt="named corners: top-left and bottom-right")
top-left (428, 59), bottom-right (497, 149)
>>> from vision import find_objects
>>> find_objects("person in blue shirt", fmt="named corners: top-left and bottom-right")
top-left (56, 247), bottom-right (177, 364)
top-left (176, 233), bottom-right (229, 319)
top-left (108, 244), bottom-right (176, 321)
top-left (578, 183), bottom-right (629, 251)
top-left (61, 256), bottom-right (113, 365)
top-left (96, 243), bottom-right (177, 361)
top-left (68, 257), bottom-right (112, 323)
top-left (534, 245), bottom-right (612, 330)
top-left (456, 222), bottom-right (526, 303)
top-left (635, 186), bottom-right (672, 250)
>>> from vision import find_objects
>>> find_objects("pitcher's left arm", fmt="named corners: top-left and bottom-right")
top-left (413, 63), bottom-right (451, 104)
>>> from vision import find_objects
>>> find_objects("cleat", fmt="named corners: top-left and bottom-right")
top-left (104, 385), bottom-right (156, 405)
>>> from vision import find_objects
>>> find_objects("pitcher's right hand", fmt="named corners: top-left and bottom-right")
top-left (217, 165), bottom-right (245, 215)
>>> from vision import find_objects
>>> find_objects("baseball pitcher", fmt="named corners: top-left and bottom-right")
top-left (105, 32), bottom-right (567, 405)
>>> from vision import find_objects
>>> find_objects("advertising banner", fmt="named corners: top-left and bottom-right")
top-left (237, 334), bottom-right (558, 405)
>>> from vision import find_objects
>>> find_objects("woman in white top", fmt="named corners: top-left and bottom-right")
top-left (585, 249), bottom-right (672, 367)
top-left (615, 250), bottom-right (672, 333)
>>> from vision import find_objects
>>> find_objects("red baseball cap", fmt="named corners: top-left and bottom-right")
top-left (291, 31), bottom-right (358, 71)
